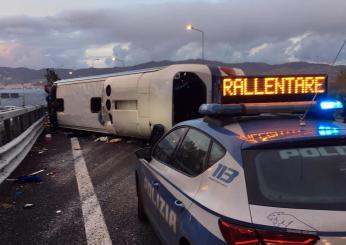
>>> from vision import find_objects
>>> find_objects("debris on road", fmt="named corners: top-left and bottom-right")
top-left (7, 175), bottom-right (42, 184)
top-left (28, 169), bottom-right (45, 176)
top-left (37, 148), bottom-right (48, 155)
top-left (109, 138), bottom-right (122, 143)
top-left (15, 189), bottom-right (23, 197)
top-left (94, 136), bottom-right (123, 143)
top-left (94, 136), bottom-right (109, 143)
top-left (46, 171), bottom-right (56, 176)
top-left (0, 203), bottom-right (13, 209)
top-left (23, 203), bottom-right (34, 209)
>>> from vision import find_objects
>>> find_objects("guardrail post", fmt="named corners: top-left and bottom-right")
top-left (0, 121), bottom-right (5, 146)
top-left (4, 119), bottom-right (11, 144)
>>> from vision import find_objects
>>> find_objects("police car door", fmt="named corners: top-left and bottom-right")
top-left (143, 127), bottom-right (188, 240)
top-left (151, 127), bottom-right (211, 245)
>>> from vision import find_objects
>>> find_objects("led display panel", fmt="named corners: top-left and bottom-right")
top-left (221, 75), bottom-right (327, 103)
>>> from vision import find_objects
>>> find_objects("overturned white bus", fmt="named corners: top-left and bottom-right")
top-left (53, 64), bottom-right (244, 138)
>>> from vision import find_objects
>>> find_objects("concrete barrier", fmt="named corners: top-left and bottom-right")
top-left (0, 106), bottom-right (45, 183)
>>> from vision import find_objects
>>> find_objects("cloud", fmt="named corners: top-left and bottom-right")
top-left (0, 0), bottom-right (346, 68)
top-left (85, 43), bottom-right (115, 67)
top-left (112, 43), bottom-right (151, 66)
top-left (285, 33), bottom-right (310, 62)
top-left (249, 43), bottom-right (269, 57)
top-left (0, 42), bottom-right (17, 57)
top-left (0, 42), bottom-right (52, 68)
top-left (175, 42), bottom-right (202, 60)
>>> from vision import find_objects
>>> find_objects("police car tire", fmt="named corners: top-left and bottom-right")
top-left (137, 184), bottom-right (148, 222)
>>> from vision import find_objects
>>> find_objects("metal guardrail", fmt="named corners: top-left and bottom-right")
top-left (0, 105), bottom-right (46, 183)
top-left (0, 106), bottom-right (45, 146)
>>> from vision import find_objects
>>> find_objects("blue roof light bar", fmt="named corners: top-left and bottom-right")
top-left (318, 125), bottom-right (340, 136)
top-left (199, 102), bottom-right (316, 117)
top-left (199, 104), bottom-right (243, 116)
top-left (319, 100), bottom-right (343, 110)
top-left (200, 100), bottom-right (344, 118)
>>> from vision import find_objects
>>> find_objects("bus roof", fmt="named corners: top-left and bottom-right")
top-left (54, 66), bottom-right (166, 85)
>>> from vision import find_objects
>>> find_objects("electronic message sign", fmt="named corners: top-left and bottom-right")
top-left (221, 75), bottom-right (327, 103)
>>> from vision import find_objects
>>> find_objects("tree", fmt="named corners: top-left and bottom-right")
top-left (45, 68), bottom-right (60, 85)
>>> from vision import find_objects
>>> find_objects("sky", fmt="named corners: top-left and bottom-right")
top-left (0, 0), bottom-right (346, 69)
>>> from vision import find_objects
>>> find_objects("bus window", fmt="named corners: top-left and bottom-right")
top-left (55, 98), bottom-right (64, 112)
top-left (90, 97), bottom-right (102, 113)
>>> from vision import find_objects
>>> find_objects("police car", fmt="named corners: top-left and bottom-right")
top-left (135, 75), bottom-right (346, 245)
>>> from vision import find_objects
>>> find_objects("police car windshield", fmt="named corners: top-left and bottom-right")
top-left (243, 145), bottom-right (346, 210)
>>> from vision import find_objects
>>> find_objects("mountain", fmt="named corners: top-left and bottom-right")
top-left (0, 60), bottom-right (345, 87)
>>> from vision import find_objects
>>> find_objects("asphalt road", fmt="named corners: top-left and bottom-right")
top-left (0, 130), bottom-right (161, 245)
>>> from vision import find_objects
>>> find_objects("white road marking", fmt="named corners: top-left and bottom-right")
top-left (71, 137), bottom-right (112, 245)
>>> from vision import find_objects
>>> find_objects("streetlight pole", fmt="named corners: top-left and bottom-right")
top-left (186, 24), bottom-right (205, 61)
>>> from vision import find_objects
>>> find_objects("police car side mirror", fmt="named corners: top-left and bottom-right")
top-left (135, 147), bottom-right (152, 162)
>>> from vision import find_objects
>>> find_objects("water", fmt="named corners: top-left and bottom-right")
top-left (0, 88), bottom-right (46, 107)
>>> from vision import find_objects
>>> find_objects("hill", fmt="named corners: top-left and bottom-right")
top-left (0, 60), bottom-right (345, 88)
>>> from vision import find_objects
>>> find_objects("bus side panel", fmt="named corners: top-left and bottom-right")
top-left (56, 80), bottom-right (106, 132)
top-left (137, 73), bottom-right (152, 138)
top-left (104, 74), bottom-right (141, 137)
top-left (149, 70), bottom-right (173, 132)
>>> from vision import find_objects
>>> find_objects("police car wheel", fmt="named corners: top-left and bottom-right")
top-left (137, 189), bottom-right (148, 222)
top-left (136, 174), bottom-right (148, 222)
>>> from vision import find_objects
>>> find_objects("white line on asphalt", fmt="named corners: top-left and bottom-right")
top-left (71, 137), bottom-right (112, 245)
